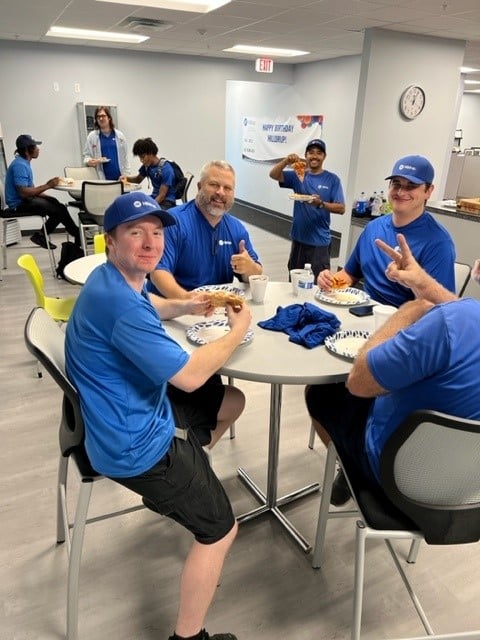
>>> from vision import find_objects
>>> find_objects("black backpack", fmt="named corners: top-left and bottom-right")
top-left (56, 241), bottom-right (84, 280)
top-left (159, 158), bottom-right (187, 200)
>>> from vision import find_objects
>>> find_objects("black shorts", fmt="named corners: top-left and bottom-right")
top-left (305, 382), bottom-right (377, 487)
top-left (166, 374), bottom-right (225, 446)
top-left (113, 430), bottom-right (235, 544)
top-left (288, 240), bottom-right (331, 280)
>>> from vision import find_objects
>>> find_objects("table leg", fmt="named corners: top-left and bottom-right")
top-left (236, 383), bottom-right (319, 552)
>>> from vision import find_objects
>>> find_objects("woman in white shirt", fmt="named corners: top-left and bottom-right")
top-left (83, 106), bottom-right (130, 180)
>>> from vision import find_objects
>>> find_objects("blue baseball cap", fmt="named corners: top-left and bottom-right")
top-left (104, 192), bottom-right (176, 232)
top-left (16, 134), bottom-right (42, 150)
top-left (306, 138), bottom-right (326, 154)
top-left (385, 155), bottom-right (434, 184)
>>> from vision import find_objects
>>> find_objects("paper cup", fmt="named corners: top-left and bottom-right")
top-left (290, 269), bottom-right (305, 296)
top-left (249, 274), bottom-right (269, 303)
top-left (373, 304), bottom-right (396, 330)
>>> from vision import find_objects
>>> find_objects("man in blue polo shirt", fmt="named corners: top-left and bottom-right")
top-left (5, 134), bottom-right (80, 249)
top-left (148, 160), bottom-right (263, 299)
top-left (306, 233), bottom-right (480, 506)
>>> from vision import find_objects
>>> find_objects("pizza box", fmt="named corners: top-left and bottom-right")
top-left (456, 198), bottom-right (480, 214)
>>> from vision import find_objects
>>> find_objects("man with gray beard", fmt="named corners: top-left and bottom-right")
top-left (147, 160), bottom-right (262, 299)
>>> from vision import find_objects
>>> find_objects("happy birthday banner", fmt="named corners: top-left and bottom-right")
top-left (242, 115), bottom-right (324, 163)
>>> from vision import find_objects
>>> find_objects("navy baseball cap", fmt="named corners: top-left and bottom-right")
top-left (385, 155), bottom-right (434, 184)
top-left (16, 134), bottom-right (42, 149)
top-left (306, 138), bottom-right (326, 154)
top-left (104, 192), bottom-right (176, 232)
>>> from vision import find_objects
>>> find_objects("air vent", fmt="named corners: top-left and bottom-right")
top-left (120, 17), bottom-right (174, 32)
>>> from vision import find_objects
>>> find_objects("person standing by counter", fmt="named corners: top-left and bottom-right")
top-left (83, 106), bottom-right (130, 180)
top-left (269, 138), bottom-right (345, 279)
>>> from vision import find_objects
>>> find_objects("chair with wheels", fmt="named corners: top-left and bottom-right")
top-left (23, 307), bottom-right (145, 640)
top-left (312, 410), bottom-right (480, 640)
top-left (79, 181), bottom-right (123, 255)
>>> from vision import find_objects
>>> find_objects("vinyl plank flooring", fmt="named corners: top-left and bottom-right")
top-left (1, 228), bottom-right (479, 640)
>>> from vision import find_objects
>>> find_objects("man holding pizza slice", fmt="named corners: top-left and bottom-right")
top-left (269, 138), bottom-right (346, 280)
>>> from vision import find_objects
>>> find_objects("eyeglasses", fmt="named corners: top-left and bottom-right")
top-left (389, 180), bottom-right (423, 192)
top-left (97, 114), bottom-right (108, 119)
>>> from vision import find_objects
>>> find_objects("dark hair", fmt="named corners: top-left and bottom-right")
top-left (16, 145), bottom-right (36, 158)
top-left (132, 137), bottom-right (158, 157)
top-left (94, 106), bottom-right (115, 130)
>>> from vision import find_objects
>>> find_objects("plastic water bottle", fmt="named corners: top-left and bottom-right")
top-left (355, 191), bottom-right (367, 216)
top-left (298, 263), bottom-right (314, 301)
top-left (371, 192), bottom-right (383, 217)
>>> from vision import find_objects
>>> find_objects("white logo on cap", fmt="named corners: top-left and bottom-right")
top-left (398, 164), bottom-right (415, 171)
top-left (133, 200), bottom-right (142, 208)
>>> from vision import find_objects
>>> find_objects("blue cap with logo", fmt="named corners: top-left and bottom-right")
top-left (104, 192), bottom-right (176, 232)
top-left (16, 134), bottom-right (42, 150)
top-left (385, 155), bottom-right (434, 184)
top-left (305, 138), bottom-right (326, 154)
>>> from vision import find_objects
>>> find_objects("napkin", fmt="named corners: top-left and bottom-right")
top-left (257, 302), bottom-right (341, 349)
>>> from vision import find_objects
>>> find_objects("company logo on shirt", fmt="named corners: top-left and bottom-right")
top-left (218, 239), bottom-right (233, 246)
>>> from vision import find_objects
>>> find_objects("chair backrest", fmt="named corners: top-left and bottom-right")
top-left (24, 307), bottom-right (87, 457)
top-left (64, 166), bottom-right (98, 181)
top-left (454, 261), bottom-right (471, 297)
top-left (181, 172), bottom-right (194, 203)
top-left (93, 233), bottom-right (106, 254)
top-left (380, 409), bottom-right (480, 544)
top-left (17, 254), bottom-right (46, 308)
top-left (81, 181), bottom-right (124, 225)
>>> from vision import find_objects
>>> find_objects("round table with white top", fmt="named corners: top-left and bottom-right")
top-left (165, 281), bottom-right (375, 552)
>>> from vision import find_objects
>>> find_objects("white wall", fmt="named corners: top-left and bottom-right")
top-left (457, 93), bottom-right (480, 149)
top-left (0, 41), bottom-right (293, 193)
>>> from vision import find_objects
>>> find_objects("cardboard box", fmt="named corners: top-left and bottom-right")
top-left (456, 198), bottom-right (480, 214)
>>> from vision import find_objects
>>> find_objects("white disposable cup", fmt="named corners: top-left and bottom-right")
top-left (290, 269), bottom-right (305, 296)
top-left (249, 274), bottom-right (269, 303)
top-left (373, 304), bottom-right (396, 330)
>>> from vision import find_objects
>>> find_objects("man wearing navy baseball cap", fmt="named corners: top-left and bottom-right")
top-left (66, 190), bottom-right (252, 640)
top-left (4, 134), bottom-right (80, 249)
top-left (310, 153), bottom-right (456, 506)
top-left (269, 137), bottom-right (345, 279)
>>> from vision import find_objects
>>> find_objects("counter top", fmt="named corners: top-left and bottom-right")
top-left (426, 201), bottom-right (480, 223)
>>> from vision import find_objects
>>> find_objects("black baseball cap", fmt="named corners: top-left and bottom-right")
top-left (16, 134), bottom-right (42, 150)
top-left (305, 138), bottom-right (326, 154)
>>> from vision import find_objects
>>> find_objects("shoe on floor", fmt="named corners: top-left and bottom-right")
top-left (30, 232), bottom-right (56, 250)
top-left (168, 631), bottom-right (237, 640)
top-left (330, 468), bottom-right (351, 506)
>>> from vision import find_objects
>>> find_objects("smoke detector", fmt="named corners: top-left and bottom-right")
top-left (120, 17), bottom-right (174, 32)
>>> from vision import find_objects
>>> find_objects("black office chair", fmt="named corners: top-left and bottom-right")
top-left (181, 172), bottom-right (194, 203)
top-left (23, 307), bottom-right (145, 640)
top-left (312, 410), bottom-right (480, 640)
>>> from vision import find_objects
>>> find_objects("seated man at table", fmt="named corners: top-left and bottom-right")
top-left (5, 134), bottom-right (81, 249)
top-left (317, 155), bottom-right (455, 307)
top-left (66, 191), bottom-right (252, 640)
top-left (147, 160), bottom-right (263, 299)
top-left (121, 137), bottom-right (177, 210)
top-left (306, 233), bottom-right (480, 505)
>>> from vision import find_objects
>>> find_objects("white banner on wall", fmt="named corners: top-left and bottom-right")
top-left (242, 115), bottom-right (323, 163)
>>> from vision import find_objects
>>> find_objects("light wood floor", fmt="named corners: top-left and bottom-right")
top-left (1, 225), bottom-right (479, 640)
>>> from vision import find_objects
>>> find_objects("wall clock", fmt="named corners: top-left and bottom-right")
top-left (399, 85), bottom-right (426, 120)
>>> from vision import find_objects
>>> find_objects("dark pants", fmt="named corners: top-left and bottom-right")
top-left (14, 195), bottom-right (80, 244)
top-left (288, 240), bottom-right (331, 281)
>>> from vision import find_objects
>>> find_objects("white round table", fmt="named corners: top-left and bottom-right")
top-left (63, 253), bottom-right (106, 285)
top-left (166, 282), bottom-right (375, 551)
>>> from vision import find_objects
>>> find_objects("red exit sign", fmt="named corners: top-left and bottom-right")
top-left (255, 58), bottom-right (274, 73)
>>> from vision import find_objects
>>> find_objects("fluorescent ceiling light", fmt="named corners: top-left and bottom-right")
top-left (461, 66), bottom-right (480, 74)
top-left (464, 79), bottom-right (480, 85)
top-left (46, 26), bottom-right (149, 44)
top-left (96, 0), bottom-right (231, 12)
top-left (223, 44), bottom-right (309, 58)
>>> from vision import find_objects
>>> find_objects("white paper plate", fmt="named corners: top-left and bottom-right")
top-left (289, 193), bottom-right (314, 202)
top-left (186, 320), bottom-right (253, 346)
top-left (324, 330), bottom-right (370, 361)
top-left (194, 284), bottom-right (245, 297)
top-left (315, 287), bottom-right (369, 306)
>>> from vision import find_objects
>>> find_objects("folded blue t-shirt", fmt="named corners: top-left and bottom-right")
top-left (258, 303), bottom-right (340, 349)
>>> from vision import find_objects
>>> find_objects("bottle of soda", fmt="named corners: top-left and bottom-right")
top-left (298, 263), bottom-right (314, 301)
top-left (355, 191), bottom-right (367, 216)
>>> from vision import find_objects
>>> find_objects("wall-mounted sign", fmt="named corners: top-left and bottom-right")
top-left (255, 58), bottom-right (273, 73)
top-left (242, 115), bottom-right (324, 162)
